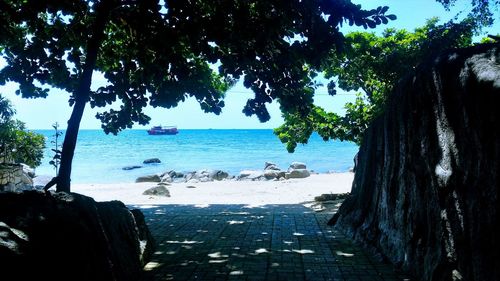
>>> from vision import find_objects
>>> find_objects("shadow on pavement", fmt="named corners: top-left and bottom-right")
top-left (133, 204), bottom-right (410, 281)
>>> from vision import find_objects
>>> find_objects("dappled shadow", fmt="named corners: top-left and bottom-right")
top-left (134, 204), bottom-right (410, 281)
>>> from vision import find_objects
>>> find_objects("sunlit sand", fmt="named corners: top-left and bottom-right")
top-left (71, 172), bottom-right (354, 205)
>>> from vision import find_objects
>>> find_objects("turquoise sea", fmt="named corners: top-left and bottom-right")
top-left (34, 129), bottom-right (359, 184)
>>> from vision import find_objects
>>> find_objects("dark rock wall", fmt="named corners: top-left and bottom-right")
top-left (0, 191), bottom-right (154, 281)
top-left (330, 44), bottom-right (500, 281)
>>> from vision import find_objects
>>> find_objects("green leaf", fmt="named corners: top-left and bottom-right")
top-left (386, 14), bottom-right (397, 20)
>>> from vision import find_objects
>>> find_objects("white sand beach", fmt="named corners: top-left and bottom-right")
top-left (71, 172), bottom-right (354, 206)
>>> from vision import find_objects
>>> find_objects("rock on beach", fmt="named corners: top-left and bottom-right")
top-left (135, 174), bottom-right (161, 183)
top-left (142, 185), bottom-right (170, 197)
top-left (123, 165), bottom-right (142, 171)
top-left (143, 158), bottom-right (161, 164)
top-left (136, 161), bottom-right (314, 185)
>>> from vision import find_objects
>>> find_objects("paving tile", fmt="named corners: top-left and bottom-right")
top-left (137, 204), bottom-right (412, 281)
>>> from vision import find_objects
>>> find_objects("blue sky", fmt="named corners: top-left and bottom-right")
top-left (1, 0), bottom-right (498, 130)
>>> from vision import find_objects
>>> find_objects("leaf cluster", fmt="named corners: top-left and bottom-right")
top-left (436, 0), bottom-right (500, 27)
top-left (275, 93), bottom-right (372, 152)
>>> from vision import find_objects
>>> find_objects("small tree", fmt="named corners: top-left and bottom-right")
top-left (0, 95), bottom-right (45, 167)
top-left (0, 95), bottom-right (14, 162)
top-left (49, 122), bottom-right (63, 175)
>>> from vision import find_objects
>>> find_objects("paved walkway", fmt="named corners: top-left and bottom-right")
top-left (137, 204), bottom-right (410, 281)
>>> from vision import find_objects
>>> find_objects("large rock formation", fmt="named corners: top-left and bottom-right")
top-left (330, 44), bottom-right (500, 281)
top-left (0, 191), bottom-right (154, 281)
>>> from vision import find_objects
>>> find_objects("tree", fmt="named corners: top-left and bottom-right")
top-left (0, 95), bottom-right (45, 167)
top-left (49, 122), bottom-right (63, 175)
top-left (436, 0), bottom-right (500, 27)
top-left (275, 18), bottom-right (476, 152)
top-left (0, 94), bottom-right (14, 121)
top-left (0, 0), bottom-right (395, 192)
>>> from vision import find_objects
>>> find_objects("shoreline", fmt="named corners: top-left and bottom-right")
top-left (70, 172), bottom-right (354, 206)
top-left (34, 129), bottom-right (358, 185)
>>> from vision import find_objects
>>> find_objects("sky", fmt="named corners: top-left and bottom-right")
top-left (1, 0), bottom-right (498, 130)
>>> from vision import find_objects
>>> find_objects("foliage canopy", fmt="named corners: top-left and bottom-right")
top-left (0, 0), bottom-right (395, 191)
top-left (275, 18), bottom-right (476, 152)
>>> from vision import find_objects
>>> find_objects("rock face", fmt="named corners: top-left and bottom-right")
top-left (0, 191), bottom-right (154, 281)
top-left (330, 44), bottom-right (500, 281)
top-left (0, 163), bottom-right (34, 192)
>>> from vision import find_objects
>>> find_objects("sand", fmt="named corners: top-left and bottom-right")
top-left (71, 172), bottom-right (354, 206)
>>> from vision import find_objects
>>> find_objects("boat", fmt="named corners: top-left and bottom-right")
top-left (147, 125), bottom-right (179, 135)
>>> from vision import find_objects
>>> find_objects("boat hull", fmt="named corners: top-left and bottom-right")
top-left (147, 130), bottom-right (178, 135)
top-left (147, 126), bottom-right (178, 135)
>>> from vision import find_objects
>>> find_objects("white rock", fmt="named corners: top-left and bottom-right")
top-left (21, 163), bottom-right (36, 178)
top-left (264, 170), bottom-right (285, 180)
top-left (289, 162), bottom-right (306, 170)
top-left (239, 170), bottom-right (263, 179)
top-left (19, 173), bottom-right (33, 185)
top-left (285, 169), bottom-right (310, 179)
top-left (161, 174), bottom-right (173, 183)
top-left (187, 179), bottom-right (200, 184)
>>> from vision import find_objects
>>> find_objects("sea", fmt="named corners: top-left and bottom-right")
top-left (34, 129), bottom-right (359, 184)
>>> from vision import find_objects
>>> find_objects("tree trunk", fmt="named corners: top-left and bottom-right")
top-left (56, 92), bottom-right (89, 192)
top-left (54, 2), bottom-right (114, 193)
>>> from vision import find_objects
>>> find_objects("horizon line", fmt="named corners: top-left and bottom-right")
top-left (31, 127), bottom-right (278, 130)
